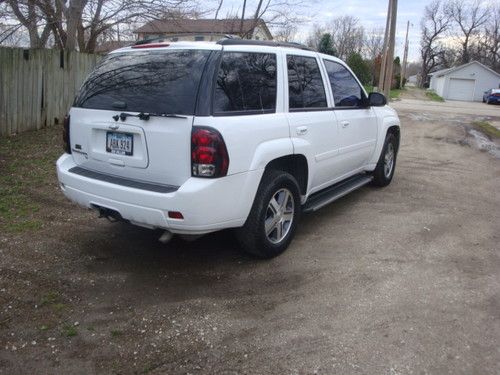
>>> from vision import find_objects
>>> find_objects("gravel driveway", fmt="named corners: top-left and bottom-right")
top-left (1, 101), bottom-right (499, 374)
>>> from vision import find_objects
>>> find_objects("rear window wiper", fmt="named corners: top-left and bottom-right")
top-left (112, 112), bottom-right (188, 121)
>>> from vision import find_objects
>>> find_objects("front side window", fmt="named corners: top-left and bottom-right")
top-left (213, 52), bottom-right (277, 114)
top-left (324, 60), bottom-right (364, 107)
top-left (74, 50), bottom-right (211, 115)
top-left (287, 55), bottom-right (327, 110)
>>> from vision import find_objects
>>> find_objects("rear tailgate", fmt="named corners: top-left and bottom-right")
top-left (69, 47), bottom-right (213, 187)
top-left (69, 107), bottom-right (193, 187)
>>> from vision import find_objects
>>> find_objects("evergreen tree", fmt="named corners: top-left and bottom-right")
top-left (347, 53), bottom-right (371, 85)
top-left (318, 33), bottom-right (337, 56)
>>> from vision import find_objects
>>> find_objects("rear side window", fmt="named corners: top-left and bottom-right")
top-left (213, 52), bottom-right (277, 114)
top-left (287, 55), bottom-right (327, 110)
top-left (74, 50), bottom-right (211, 115)
top-left (324, 60), bottom-right (364, 107)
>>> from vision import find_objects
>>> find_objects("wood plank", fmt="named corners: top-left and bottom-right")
top-left (0, 47), bottom-right (100, 136)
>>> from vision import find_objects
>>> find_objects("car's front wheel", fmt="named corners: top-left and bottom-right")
top-left (371, 132), bottom-right (398, 187)
top-left (236, 170), bottom-right (301, 258)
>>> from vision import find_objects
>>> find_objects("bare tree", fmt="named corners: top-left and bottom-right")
top-left (1, 0), bottom-right (200, 51)
top-left (419, 0), bottom-right (451, 87)
top-left (4, 0), bottom-right (51, 48)
top-left (478, 4), bottom-right (500, 71)
top-left (305, 24), bottom-right (325, 49)
top-left (273, 21), bottom-right (297, 42)
top-left (445, 0), bottom-right (489, 64)
top-left (328, 15), bottom-right (364, 61)
top-left (237, 0), bottom-right (305, 39)
top-left (0, 22), bottom-right (24, 45)
top-left (363, 27), bottom-right (384, 61)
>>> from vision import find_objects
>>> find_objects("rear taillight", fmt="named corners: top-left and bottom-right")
top-left (191, 127), bottom-right (229, 178)
top-left (63, 115), bottom-right (71, 154)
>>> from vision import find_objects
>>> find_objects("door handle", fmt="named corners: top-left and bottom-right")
top-left (296, 126), bottom-right (308, 135)
top-left (341, 121), bottom-right (350, 128)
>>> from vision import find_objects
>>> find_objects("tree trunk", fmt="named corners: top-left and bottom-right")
top-left (240, 0), bottom-right (247, 37)
top-left (65, 0), bottom-right (87, 50)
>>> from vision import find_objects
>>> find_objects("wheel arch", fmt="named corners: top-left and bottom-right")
top-left (264, 154), bottom-right (309, 196)
top-left (387, 125), bottom-right (400, 152)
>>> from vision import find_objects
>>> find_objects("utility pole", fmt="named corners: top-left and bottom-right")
top-left (400, 20), bottom-right (410, 89)
top-left (379, 0), bottom-right (398, 99)
top-left (378, 0), bottom-right (392, 93)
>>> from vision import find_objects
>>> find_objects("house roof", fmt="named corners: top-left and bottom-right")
top-left (429, 61), bottom-right (500, 78)
top-left (134, 18), bottom-right (272, 39)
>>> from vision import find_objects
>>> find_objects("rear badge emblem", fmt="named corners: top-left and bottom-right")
top-left (109, 124), bottom-right (119, 130)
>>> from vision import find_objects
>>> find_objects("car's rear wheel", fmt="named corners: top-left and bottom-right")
top-left (371, 132), bottom-right (398, 187)
top-left (235, 170), bottom-right (301, 258)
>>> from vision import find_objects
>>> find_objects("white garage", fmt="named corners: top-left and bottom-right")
top-left (429, 61), bottom-right (500, 102)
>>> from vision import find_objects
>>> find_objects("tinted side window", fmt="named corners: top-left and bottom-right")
top-left (214, 52), bottom-right (277, 113)
top-left (75, 50), bottom-right (210, 115)
top-left (287, 55), bottom-right (327, 109)
top-left (324, 60), bottom-right (364, 107)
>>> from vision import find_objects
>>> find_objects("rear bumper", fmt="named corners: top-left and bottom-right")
top-left (56, 154), bottom-right (263, 234)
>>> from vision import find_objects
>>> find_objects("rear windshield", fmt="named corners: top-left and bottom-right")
top-left (74, 49), bottom-right (211, 115)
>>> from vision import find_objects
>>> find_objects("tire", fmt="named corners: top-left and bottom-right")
top-left (235, 170), bottom-right (301, 258)
top-left (371, 132), bottom-right (398, 187)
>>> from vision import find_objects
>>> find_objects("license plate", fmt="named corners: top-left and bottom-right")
top-left (106, 132), bottom-right (133, 156)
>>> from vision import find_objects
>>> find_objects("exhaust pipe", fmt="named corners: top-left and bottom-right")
top-left (158, 230), bottom-right (174, 244)
top-left (95, 206), bottom-right (123, 223)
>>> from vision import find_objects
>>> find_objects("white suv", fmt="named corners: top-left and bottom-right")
top-left (57, 39), bottom-right (400, 258)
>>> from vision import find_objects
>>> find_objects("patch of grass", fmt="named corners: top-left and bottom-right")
top-left (363, 85), bottom-right (403, 100)
top-left (472, 121), bottom-right (500, 139)
top-left (6, 220), bottom-right (43, 233)
top-left (52, 303), bottom-right (66, 312)
top-left (141, 364), bottom-right (156, 374)
top-left (0, 125), bottom-right (63, 234)
top-left (363, 85), bottom-right (374, 93)
top-left (426, 90), bottom-right (445, 102)
top-left (40, 291), bottom-right (66, 312)
top-left (40, 291), bottom-right (60, 306)
top-left (389, 88), bottom-right (404, 99)
top-left (39, 324), bottom-right (49, 331)
top-left (110, 329), bottom-right (123, 338)
top-left (62, 324), bottom-right (78, 337)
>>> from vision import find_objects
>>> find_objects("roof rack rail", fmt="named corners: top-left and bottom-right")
top-left (216, 39), bottom-right (313, 51)
top-left (134, 37), bottom-right (169, 46)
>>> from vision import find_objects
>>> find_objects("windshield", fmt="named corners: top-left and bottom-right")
top-left (74, 49), bottom-right (211, 115)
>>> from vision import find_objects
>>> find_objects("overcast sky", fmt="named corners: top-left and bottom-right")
top-left (217, 0), bottom-right (433, 62)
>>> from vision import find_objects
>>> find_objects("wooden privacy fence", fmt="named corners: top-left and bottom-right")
top-left (0, 47), bottom-right (101, 136)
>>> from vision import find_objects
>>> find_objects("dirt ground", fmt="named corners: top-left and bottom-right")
top-left (0, 96), bottom-right (499, 374)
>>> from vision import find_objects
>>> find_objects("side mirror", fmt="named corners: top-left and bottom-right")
top-left (368, 92), bottom-right (387, 107)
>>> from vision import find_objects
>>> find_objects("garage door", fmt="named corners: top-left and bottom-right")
top-left (447, 78), bottom-right (475, 101)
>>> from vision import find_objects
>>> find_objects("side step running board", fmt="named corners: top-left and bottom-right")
top-left (303, 174), bottom-right (373, 213)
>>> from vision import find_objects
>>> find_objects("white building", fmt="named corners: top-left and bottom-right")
top-left (407, 74), bottom-right (418, 86)
top-left (134, 19), bottom-right (273, 43)
top-left (429, 61), bottom-right (500, 102)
